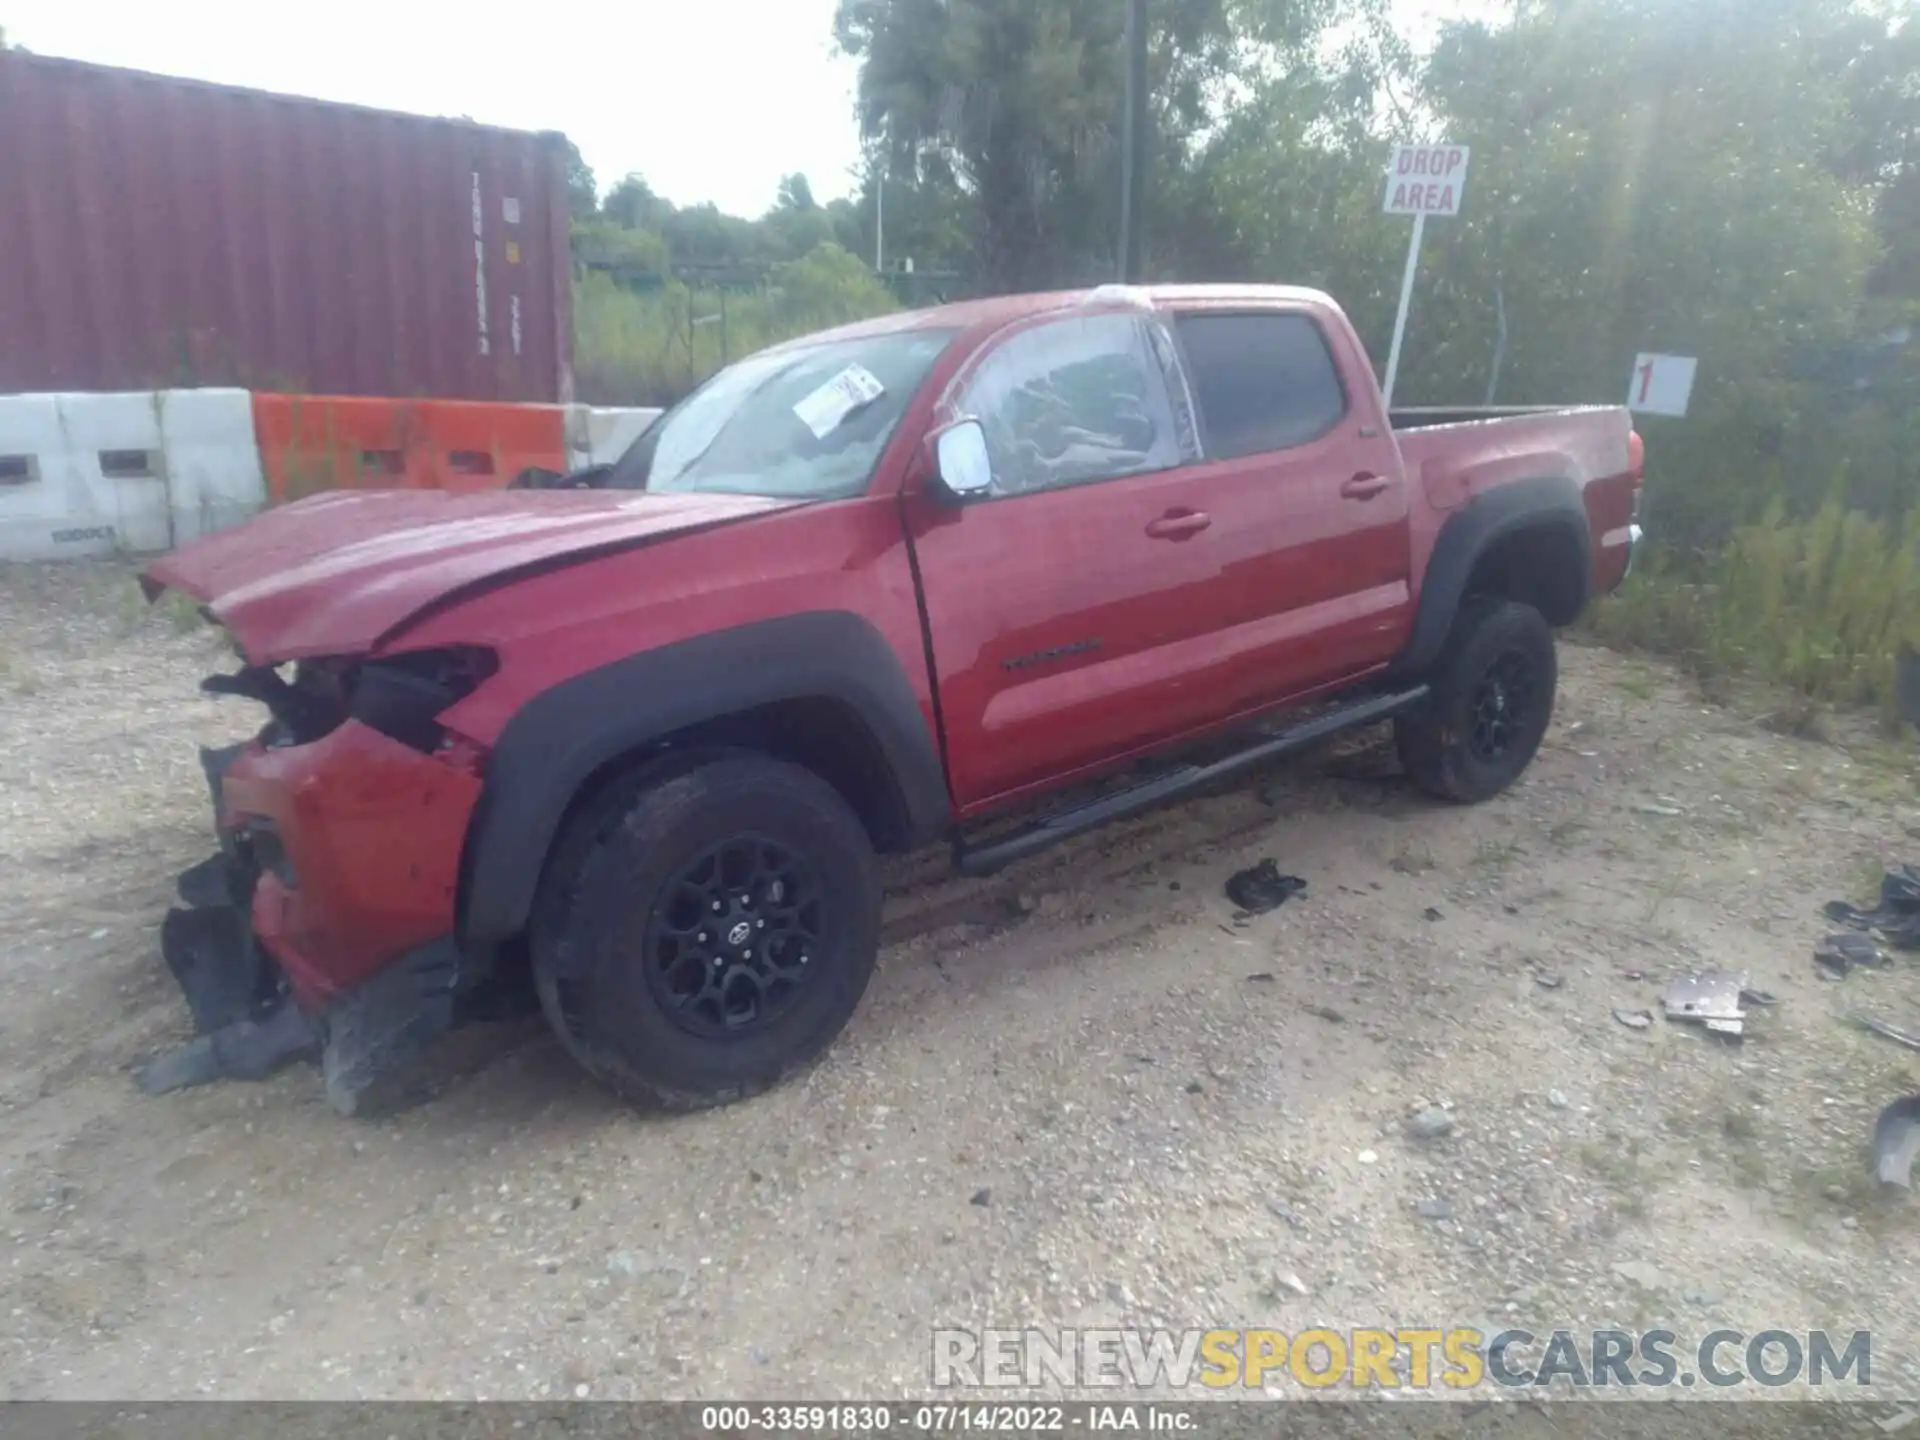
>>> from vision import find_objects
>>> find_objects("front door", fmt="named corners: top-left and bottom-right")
top-left (905, 309), bottom-right (1245, 813)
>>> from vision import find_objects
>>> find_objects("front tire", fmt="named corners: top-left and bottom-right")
top-left (531, 754), bottom-right (880, 1111)
top-left (1397, 598), bottom-right (1557, 803)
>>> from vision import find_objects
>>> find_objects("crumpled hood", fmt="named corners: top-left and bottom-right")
top-left (142, 487), bottom-right (805, 662)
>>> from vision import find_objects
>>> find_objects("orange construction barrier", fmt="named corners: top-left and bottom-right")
top-left (251, 394), bottom-right (568, 504)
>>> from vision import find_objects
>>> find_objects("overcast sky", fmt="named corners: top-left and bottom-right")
top-left (6, 0), bottom-right (1485, 219)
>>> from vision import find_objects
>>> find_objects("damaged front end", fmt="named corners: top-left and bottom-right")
top-left (143, 646), bottom-right (497, 1115)
top-left (140, 744), bottom-right (319, 1097)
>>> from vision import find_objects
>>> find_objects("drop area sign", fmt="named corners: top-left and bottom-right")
top-left (1379, 143), bottom-right (1472, 409)
top-left (1383, 145), bottom-right (1471, 217)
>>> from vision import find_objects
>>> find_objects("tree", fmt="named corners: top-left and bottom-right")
top-left (571, 218), bottom-right (671, 278)
top-left (835, 0), bottom-right (1390, 291)
top-left (769, 242), bottom-right (899, 331)
top-left (776, 173), bottom-right (819, 211)
top-left (559, 138), bottom-right (599, 223)
top-left (1400, 0), bottom-right (1908, 548)
top-left (1415, 0), bottom-right (1881, 403)
top-left (663, 202), bottom-right (770, 270)
top-left (602, 173), bottom-right (675, 233)
top-left (851, 159), bottom-right (973, 274)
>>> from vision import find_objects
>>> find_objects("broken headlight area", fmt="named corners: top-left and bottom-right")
top-left (350, 646), bottom-right (497, 753)
top-left (200, 646), bottom-right (497, 755)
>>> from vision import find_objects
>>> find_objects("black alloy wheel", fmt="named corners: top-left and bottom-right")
top-left (643, 835), bottom-right (824, 1039)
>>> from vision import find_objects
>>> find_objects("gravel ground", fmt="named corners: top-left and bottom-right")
top-left (2, 558), bottom-right (1918, 1411)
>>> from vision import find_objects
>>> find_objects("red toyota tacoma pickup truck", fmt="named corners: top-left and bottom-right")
top-left (139, 284), bottom-right (1644, 1113)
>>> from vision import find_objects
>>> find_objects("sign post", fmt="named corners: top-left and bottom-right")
top-left (1380, 143), bottom-right (1471, 411)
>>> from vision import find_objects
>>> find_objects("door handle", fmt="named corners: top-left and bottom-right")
top-left (1145, 509), bottom-right (1211, 539)
top-left (1341, 472), bottom-right (1391, 500)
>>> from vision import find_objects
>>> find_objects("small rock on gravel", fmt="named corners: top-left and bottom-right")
top-left (970, 1188), bottom-right (992, 1207)
top-left (1612, 1260), bottom-right (1666, 1290)
top-left (1265, 1200), bottom-right (1308, 1230)
top-left (1406, 1107), bottom-right (1455, 1141)
top-left (1415, 1198), bottom-right (1455, 1221)
top-left (1275, 1271), bottom-right (1310, 1297)
top-left (1548, 1089), bottom-right (1572, 1110)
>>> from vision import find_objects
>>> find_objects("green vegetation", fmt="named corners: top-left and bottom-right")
top-left (1591, 502), bottom-right (1920, 726)
top-left (574, 246), bottom-right (900, 407)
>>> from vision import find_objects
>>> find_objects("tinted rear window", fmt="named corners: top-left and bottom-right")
top-left (1175, 313), bottom-right (1347, 459)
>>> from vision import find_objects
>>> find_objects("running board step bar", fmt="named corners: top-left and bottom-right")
top-left (954, 686), bottom-right (1430, 878)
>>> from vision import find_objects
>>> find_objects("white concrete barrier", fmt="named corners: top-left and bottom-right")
top-left (0, 390), bottom-right (266, 561)
top-left (0, 393), bottom-right (127, 560)
top-left (566, 405), bottom-right (662, 472)
top-left (157, 389), bottom-right (266, 544)
top-left (50, 392), bottom-right (172, 553)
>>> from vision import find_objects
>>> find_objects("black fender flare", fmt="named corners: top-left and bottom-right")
top-left (1396, 475), bottom-right (1592, 677)
top-left (459, 611), bottom-right (950, 944)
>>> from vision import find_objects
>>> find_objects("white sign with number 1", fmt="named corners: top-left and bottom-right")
top-left (1628, 354), bottom-right (1698, 418)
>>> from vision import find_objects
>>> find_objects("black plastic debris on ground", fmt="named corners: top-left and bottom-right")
top-left (1816, 931), bottom-right (1891, 979)
top-left (1225, 859), bottom-right (1306, 916)
top-left (1825, 864), bottom-right (1920, 950)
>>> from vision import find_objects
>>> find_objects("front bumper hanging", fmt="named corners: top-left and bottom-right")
top-left (139, 742), bottom-right (464, 1115)
top-left (140, 745), bottom-right (320, 1096)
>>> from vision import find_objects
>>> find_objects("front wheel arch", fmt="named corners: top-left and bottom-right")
top-left (455, 612), bottom-right (951, 950)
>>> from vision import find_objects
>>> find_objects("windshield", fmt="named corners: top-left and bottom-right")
top-left (605, 328), bottom-right (957, 499)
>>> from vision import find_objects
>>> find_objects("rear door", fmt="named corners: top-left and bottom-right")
top-left (905, 309), bottom-right (1242, 811)
top-left (1166, 308), bottom-right (1415, 694)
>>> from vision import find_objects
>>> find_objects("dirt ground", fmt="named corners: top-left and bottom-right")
top-left (2, 558), bottom-right (1919, 1410)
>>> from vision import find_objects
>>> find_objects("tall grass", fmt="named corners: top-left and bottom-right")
top-left (1590, 499), bottom-right (1920, 728)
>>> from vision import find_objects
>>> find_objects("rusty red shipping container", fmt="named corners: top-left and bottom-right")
top-left (0, 51), bottom-right (574, 402)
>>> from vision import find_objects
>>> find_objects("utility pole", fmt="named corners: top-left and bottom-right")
top-left (1117, 0), bottom-right (1148, 282)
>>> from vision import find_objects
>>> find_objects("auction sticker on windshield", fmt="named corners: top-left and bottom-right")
top-left (793, 363), bottom-right (887, 439)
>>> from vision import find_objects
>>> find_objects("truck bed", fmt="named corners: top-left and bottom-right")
top-left (1390, 403), bottom-right (1642, 599)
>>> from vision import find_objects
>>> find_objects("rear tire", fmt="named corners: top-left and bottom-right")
top-left (531, 754), bottom-right (880, 1111)
top-left (1396, 598), bottom-right (1557, 803)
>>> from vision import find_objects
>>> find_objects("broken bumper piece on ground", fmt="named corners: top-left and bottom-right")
top-left (143, 851), bottom-right (462, 1115)
top-left (140, 852), bottom-right (319, 1096)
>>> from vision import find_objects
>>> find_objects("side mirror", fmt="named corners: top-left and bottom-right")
top-left (932, 420), bottom-right (993, 501)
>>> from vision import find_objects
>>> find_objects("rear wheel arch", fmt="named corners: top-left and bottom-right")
top-left (1399, 476), bottom-right (1592, 676)
top-left (457, 612), bottom-right (949, 949)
